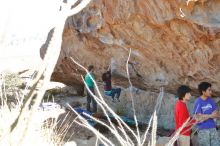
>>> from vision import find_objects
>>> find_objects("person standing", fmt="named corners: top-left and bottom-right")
top-left (193, 82), bottom-right (220, 146)
top-left (84, 65), bottom-right (97, 113)
top-left (175, 85), bottom-right (194, 146)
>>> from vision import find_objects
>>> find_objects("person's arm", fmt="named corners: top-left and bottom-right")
top-left (107, 65), bottom-right (111, 72)
top-left (91, 73), bottom-right (95, 81)
top-left (210, 99), bottom-right (220, 119)
top-left (195, 107), bottom-right (220, 123)
top-left (210, 110), bottom-right (220, 119)
top-left (193, 101), bottom-right (206, 123)
top-left (195, 110), bottom-right (220, 123)
top-left (195, 114), bottom-right (210, 123)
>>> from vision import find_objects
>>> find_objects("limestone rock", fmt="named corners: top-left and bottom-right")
top-left (102, 87), bottom-right (197, 130)
top-left (41, 0), bottom-right (220, 96)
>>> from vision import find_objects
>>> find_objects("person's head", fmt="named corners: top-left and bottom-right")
top-left (88, 65), bottom-right (94, 73)
top-left (102, 71), bottom-right (110, 81)
top-left (106, 71), bottom-right (111, 78)
top-left (198, 82), bottom-right (212, 97)
top-left (177, 85), bottom-right (192, 101)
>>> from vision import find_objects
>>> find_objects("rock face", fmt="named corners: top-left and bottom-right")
top-left (41, 0), bottom-right (220, 95)
top-left (105, 87), bottom-right (191, 130)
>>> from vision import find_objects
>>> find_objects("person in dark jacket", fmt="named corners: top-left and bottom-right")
top-left (102, 70), bottom-right (121, 102)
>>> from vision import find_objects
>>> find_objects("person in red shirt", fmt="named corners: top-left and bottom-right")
top-left (174, 85), bottom-right (193, 146)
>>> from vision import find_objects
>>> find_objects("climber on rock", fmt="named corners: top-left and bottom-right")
top-left (102, 66), bottom-right (121, 102)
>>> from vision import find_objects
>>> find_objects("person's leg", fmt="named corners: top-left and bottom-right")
top-left (210, 128), bottom-right (220, 146)
top-left (198, 129), bottom-right (211, 146)
top-left (90, 88), bottom-right (97, 113)
top-left (115, 88), bottom-right (121, 101)
top-left (112, 88), bottom-right (121, 102)
top-left (86, 88), bottom-right (92, 112)
top-left (110, 89), bottom-right (116, 102)
top-left (177, 135), bottom-right (190, 146)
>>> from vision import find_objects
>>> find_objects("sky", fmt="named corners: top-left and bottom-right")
top-left (0, 0), bottom-right (62, 72)
top-left (0, 0), bottom-right (60, 57)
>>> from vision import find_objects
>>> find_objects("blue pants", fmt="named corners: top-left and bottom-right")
top-left (86, 87), bottom-right (97, 113)
top-left (105, 88), bottom-right (121, 100)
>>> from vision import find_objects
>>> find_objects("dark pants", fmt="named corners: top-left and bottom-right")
top-left (111, 88), bottom-right (121, 100)
top-left (87, 87), bottom-right (97, 113)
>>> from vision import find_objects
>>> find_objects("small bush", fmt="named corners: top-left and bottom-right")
top-left (0, 72), bottom-right (23, 103)
top-left (2, 72), bottom-right (23, 92)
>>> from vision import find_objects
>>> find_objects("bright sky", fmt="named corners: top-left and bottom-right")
top-left (0, 0), bottom-right (61, 55)
top-left (0, 0), bottom-right (62, 71)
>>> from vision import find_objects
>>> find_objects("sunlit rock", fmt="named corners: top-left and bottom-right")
top-left (41, 0), bottom-right (220, 95)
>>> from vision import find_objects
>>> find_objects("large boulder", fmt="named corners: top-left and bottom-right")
top-left (41, 0), bottom-right (220, 96)
top-left (102, 87), bottom-right (196, 130)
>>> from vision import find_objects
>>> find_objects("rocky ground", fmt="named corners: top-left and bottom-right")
top-left (2, 69), bottom-right (220, 146)
top-left (39, 83), bottom-right (216, 146)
